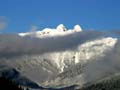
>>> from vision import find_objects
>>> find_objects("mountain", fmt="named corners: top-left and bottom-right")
top-left (0, 25), bottom-right (120, 89)
top-left (0, 65), bottom-right (42, 89)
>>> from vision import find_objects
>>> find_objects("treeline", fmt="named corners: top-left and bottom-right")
top-left (79, 74), bottom-right (120, 90)
top-left (0, 76), bottom-right (29, 90)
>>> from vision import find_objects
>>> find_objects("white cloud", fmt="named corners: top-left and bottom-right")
top-left (0, 31), bottom-right (105, 56)
top-left (30, 25), bottom-right (38, 32)
top-left (29, 25), bottom-right (38, 37)
top-left (0, 16), bottom-right (8, 30)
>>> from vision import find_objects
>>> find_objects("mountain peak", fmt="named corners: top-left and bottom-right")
top-left (56, 24), bottom-right (66, 32)
top-left (18, 24), bottom-right (82, 38)
top-left (74, 24), bottom-right (82, 32)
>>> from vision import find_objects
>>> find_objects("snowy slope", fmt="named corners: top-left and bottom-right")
top-left (34, 37), bottom-right (117, 73)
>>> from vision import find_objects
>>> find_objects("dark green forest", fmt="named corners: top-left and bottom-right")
top-left (0, 76), bottom-right (29, 90)
top-left (79, 74), bottom-right (120, 90)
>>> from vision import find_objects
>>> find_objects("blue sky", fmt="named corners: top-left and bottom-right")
top-left (0, 0), bottom-right (120, 33)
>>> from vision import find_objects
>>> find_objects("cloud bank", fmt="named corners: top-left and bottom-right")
top-left (0, 31), bottom-right (104, 57)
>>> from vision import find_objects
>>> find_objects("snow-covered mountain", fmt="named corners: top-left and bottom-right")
top-left (0, 25), bottom-right (120, 89)
top-left (18, 24), bottom-right (82, 38)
